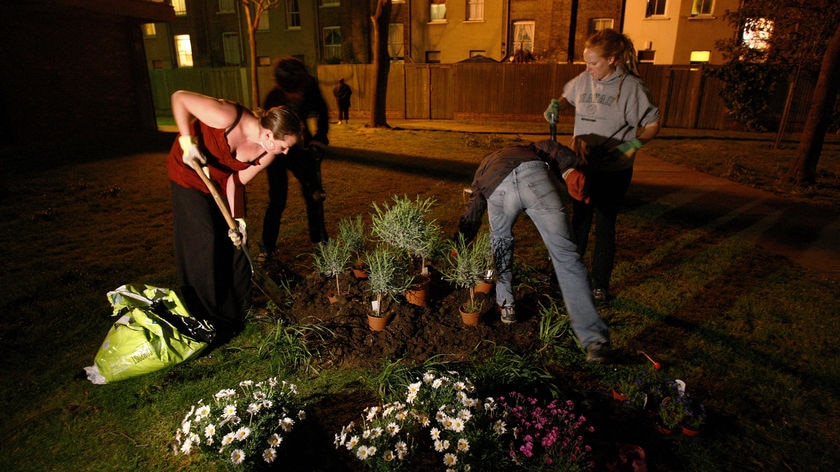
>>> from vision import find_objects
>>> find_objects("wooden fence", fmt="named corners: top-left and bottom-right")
top-left (149, 63), bottom-right (817, 131)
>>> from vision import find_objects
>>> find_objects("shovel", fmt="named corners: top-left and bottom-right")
top-left (189, 158), bottom-right (288, 306)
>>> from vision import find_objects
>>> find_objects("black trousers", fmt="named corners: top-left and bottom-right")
top-left (262, 147), bottom-right (327, 249)
top-left (571, 168), bottom-right (633, 292)
top-left (171, 182), bottom-right (251, 340)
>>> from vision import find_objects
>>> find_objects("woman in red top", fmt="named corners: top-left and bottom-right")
top-left (167, 90), bottom-right (302, 343)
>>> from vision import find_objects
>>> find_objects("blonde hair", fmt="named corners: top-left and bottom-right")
top-left (585, 29), bottom-right (640, 77)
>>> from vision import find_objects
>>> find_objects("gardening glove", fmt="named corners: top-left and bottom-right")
top-left (562, 168), bottom-right (590, 204)
top-left (228, 218), bottom-right (247, 249)
top-left (614, 138), bottom-right (642, 159)
top-left (179, 135), bottom-right (205, 166)
top-left (543, 98), bottom-right (560, 123)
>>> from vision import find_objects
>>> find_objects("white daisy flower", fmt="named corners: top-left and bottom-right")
top-left (223, 404), bottom-right (237, 417)
top-left (221, 432), bottom-right (236, 446)
top-left (268, 433), bottom-right (283, 447)
top-left (234, 427), bottom-right (251, 441)
top-left (262, 447), bottom-right (277, 463)
top-left (230, 448), bottom-right (245, 464)
top-left (204, 423), bottom-right (216, 438)
top-left (457, 438), bottom-right (470, 452)
top-left (443, 452), bottom-right (458, 466)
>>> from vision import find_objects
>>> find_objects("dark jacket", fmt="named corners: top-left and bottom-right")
top-left (457, 140), bottom-right (578, 243)
top-left (263, 74), bottom-right (329, 147)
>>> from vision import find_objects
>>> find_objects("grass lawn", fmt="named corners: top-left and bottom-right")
top-left (0, 121), bottom-right (838, 471)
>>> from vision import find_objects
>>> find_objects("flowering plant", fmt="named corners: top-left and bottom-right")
top-left (334, 400), bottom-right (417, 471)
top-left (336, 369), bottom-right (508, 471)
top-left (681, 397), bottom-right (707, 430)
top-left (173, 377), bottom-right (305, 470)
top-left (498, 392), bottom-right (594, 472)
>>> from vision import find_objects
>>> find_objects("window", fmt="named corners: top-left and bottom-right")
top-left (426, 50), bottom-right (441, 63)
top-left (431, 0), bottom-right (446, 22)
top-left (286, 0), bottom-right (301, 29)
top-left (323, 26), bottom-right (342, 62)
top-left (389, 23), bottom-right (405, 59)
top-left (466, 0), bottom-right (484, 21)
top-left (172, 0), bottom-right (186, 16)
top-left (743, 17), bottom-right (773, 51)
top-left (218, 0), bottom-right (235, 14)
top-left (512, 21), bottom-right (534, 53)
top-left (689, 51), bottom-right (710, 63)
top-left (645, 0), bottom-right (666, 17)
top-left (321, 0), bottom-right (339, 6)
top-left (590, 18), bottom-right (614, 34)
top-left (141, 23), bottom-right (156, 38)
top-left (691, 0), bottom-right (713, 16)
top-left (257, 11), bottom-right (270, 31)
top-left (222, 33), bottom-right (242, 65)
top-left (174, 34), bottom-right (193, 67)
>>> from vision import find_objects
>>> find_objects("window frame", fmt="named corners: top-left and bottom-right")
top-left (323, 26), bottom-right (342, 62)
top-left (512, 20), bottom-right (535, 53)
top-left (645, 0), bottom-right (667, 18)
top-left (174, 34), bottom-right (193, 67)
top-left (286, 0), bottom-right (301, 29)
top-left (466, 0), bottom-right (484, 22)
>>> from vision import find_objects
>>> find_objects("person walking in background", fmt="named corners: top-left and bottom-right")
top-left (455, 140), bottom-right (611, 363)
top-left (168, 90), bottom-right (301, 343)
top-left (260, 57), bottom-right (331, 262)
top-left (333, 77), bottom-right (352, 124)
top-left (544, 29), bottom-right (661, 303)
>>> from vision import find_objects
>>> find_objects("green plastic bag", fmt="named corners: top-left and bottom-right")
top-left (84, 284), bottom-right (215, 384)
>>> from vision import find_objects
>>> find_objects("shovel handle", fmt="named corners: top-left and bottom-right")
top-left (189, 158), bottom-right (237, 231)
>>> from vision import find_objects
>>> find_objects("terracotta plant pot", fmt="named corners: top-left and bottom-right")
top-left (459, 305), bottom-right (481, 326)
top-left (352, 266), bottom-right (368, 280)
top-left (474, 280), bottom-right (494, 294)
top-left (681, 426), bottom-right (701, 437)
top-left (404, 276), bottom-right (431, 307)
top-left (367, 314), bottom-right (390, 331)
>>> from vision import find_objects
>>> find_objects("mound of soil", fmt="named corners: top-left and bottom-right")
top-left (262, 260), bottom-right (559, 369)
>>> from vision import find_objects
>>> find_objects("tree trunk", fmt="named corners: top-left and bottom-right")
top-left (785, 24), bottom-right (840, 184)
top-left (369, 0), bottom-right (392, 128)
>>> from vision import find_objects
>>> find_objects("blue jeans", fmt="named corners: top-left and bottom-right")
top-left (487, 161), bottom-right (609, 348)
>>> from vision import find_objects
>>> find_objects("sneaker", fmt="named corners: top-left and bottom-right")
top-left (500, 306), bottom-right (516, 324)
top-left (592, 288), bottom-right (608, 302)
top-left (586, 343), bottom-right (610, 363)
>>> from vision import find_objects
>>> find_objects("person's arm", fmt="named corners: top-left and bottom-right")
top-left (637, 120), bottom-right (660, 144)
top-left (455, 190), bottom-right (487, 246)
top-left (171, 90), bottom-right (238, 136)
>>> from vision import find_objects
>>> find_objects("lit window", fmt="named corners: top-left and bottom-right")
top-left (222, 33), bottom-right (241, 65)
top-left (691, 0), bottom-right (713, 16)
top-left (323, 26), bottom-right (342, 62)
top-left (690, 50), bottom-right (710, 63)
top-left (287, 0), bottom-right (301, 29)
top-left (591, 18), bottom-right (614, 33)
top-left (218, 0), bottom-right (235, 14)
top-left (142, 23), bottom-right (156, 38)
top-left (431, 0), bottom-right (446, 22)
top-left (743, 17), bottom-right (773, 51)
top-left (389, 23), bottom-right (405, 59)
top-left (645, 0), bottom-right (666, 17)
top-left (174, 34), bottom-right (193, 67)
top-left (512, 21), bottom-right (534, 53)
top-left (172, 0), bottom-right (186, 16)
top-left (466, 0), bottom-right (484, 21)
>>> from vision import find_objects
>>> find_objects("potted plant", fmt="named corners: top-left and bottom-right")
top-left (441, 232), bottom-right (492, 326)
top-left (680, 396), bottom-right (707, 436)
top-left (337, 215), bottom-right (368, 279)
top-left (311, 238), bottom-right (353, 303)
top-left (364, 245), bottom-right (414, 330)
top-left (655, 381), bottom-right (688, 434)
top-left (370, 195), bottom-right (443, 306)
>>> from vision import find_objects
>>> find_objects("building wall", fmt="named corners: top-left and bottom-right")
top-left (623, 0), bottom-right (737, 65)
top-left (1, 1), bottom-right (173, 145)
top-left (411, 0), bottom-right (506, 63)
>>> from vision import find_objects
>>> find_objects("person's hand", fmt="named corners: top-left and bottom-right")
top-left (543, 98), bottom-right (560, 123)
top-left (228, 218), bottom-right (247, 248)
top-left (562, 168), bottom-right (590, 204)
top-left (614, 139), bottom-right (642, 158)
top-left (179, 135), bottom-right (205, 167)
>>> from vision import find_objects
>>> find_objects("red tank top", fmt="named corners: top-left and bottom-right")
top-left (167, 105), bottom-right (256, 193)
